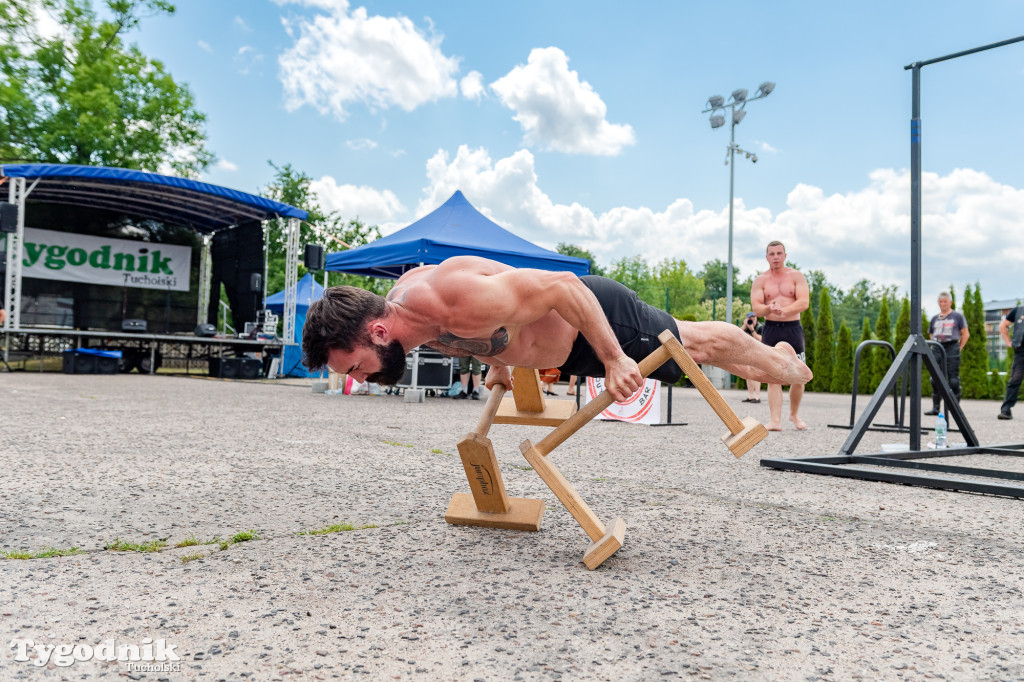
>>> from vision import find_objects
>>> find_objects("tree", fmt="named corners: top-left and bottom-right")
top-left (831, 320), bottom-right (853, 395)
top-left (556, 243), bottom-right (605, 277)
top-left (894, 296), bottom-right (911, 395)
top-left (801, 305), bottom-right (815, 391)
top-left (653, 258), bottom-right (704, 319)
top-left (948, 283), bottom-right (957, 311)
top-left (921, 311), bottom-right (933, 397)
top-left (697, 258), bottom-right (751, 304)
top-left (0, 0), bottom-right (212, 176)
top-left (961, 283), bottom-right (989, 399)
top-left (856, 317), bottom-right (873, 394)
top-left (813, 288), bottom-right (835, 393)
top-left (870, 297), bottom-right (893, 392)
top-left (261, 162), bottom-right (383, 299)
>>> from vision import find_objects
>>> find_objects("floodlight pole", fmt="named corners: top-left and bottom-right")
top-left (703, 86), bottom-right (773, 330)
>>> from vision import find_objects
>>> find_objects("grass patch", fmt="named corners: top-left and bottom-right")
top-left (181, 552), bottom-right (205, 564)
top-left (174, 533), bottom-right (203, 548)
top-left (299, 523), bottom-right (378, 536)
top-left (2, 550), bottom-right (35, 560)
top-left (512, 465), bottom-right (533, 471)
top-left (105, 538), bottom-right (167, 553)
top-left (230, 529), bottom-right (258, 544)
top-left (33, 547), bottom-right (84, 559)
top-left (430, 448), bottom-right (453, 456)
top-left (383, 441), bottom-right (414, 448)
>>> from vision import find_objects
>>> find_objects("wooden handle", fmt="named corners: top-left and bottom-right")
top-left (474, 383), bottom-right (507, 437)
top-left (532, 344), bottom-right (673, 456)
top-left (657, 330), bottom-right (744, 434)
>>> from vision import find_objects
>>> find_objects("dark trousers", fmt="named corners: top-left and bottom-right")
top-left (931, 342), bottom-right (961, 410)
top-left (1001, 348), bottom-right (1024, 414)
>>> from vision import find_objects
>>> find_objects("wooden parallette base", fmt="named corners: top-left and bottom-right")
top-left (445, 493), bottom-right (545, 531)
top-left (722, 416), bottom-right (768, 457)
top-left (582, 517), bottom-right (625, 570)
top-left (493, 398), bottom-right (577, 427)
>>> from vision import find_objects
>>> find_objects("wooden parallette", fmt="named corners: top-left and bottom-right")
top-left (494, 367), bottom-right (577, 426)
top-left (655, 330), bottom-right (768, 457)
top-left (445, 381), bottom-right (545, 531)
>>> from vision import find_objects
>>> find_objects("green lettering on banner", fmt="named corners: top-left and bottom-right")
top-left (149, 251), bottom-right (173, 275)
top-left (113, 253), bottom-right (135, 271)
top-left (45, 245), bottom-right (68, 270)
top-left (138, 254), bottom-right (148, 272)
top-left (22, 242), bottom-right (46, 267)
top-left (89, 245), bottom-right (111, 269)
top-left (66, 248), bottom-right (87, 266)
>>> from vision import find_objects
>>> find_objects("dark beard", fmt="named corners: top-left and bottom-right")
top-left (367, 340), bottom-right (407, 385)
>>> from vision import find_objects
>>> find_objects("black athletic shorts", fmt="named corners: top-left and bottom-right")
top-left (761, 319), bottom-right (806, 359)
top-left (557, 276), bottom-right (683, 383)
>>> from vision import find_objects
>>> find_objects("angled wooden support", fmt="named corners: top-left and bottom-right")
top-left (656, 330), bottom-right (767, 457)
top-left (446, 383), bottom-right (545, 531)
top-left (494, 367), bottom-right (577, 426)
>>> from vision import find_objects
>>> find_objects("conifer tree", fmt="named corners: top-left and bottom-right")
top-left (961, 283), bottom-right (989, 399)
top-left (801, 305), bottom-right (816, 391)
top-left (894, 297), bottom-right (911, 395)
top-left (857, 317), bottom-right (873, 394)
top-left (921, 312), bottom-right (933, 396)
top-left (870, 297), bottom-right (893, 392)
top-left (831, 320), bottom-right (854, 395)
top-left (813, 289), bottom-right (835, 393)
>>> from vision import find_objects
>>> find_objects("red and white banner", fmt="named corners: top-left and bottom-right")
top-left (583, 377), bottom-right (661, 424)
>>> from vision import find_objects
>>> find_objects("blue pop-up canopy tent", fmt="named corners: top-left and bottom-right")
top-left (266, 273), bottom-right (325, 377)
top-left (324, 190), bottom-right (590, 278)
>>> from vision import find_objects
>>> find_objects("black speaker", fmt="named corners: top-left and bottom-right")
top-left (238, 357), bottom-right (261, 379)
top-left (62, 350), bottom-right (96, 374)
top-left (194, 323), bottom-right (217, 337)
top-left (250, 272), bottom-right (262, 293)
top-left (304, 244), bottom-right (325, 271)
top-left (122, 318), bottom-right (147, 333)
top-left (209, 357), bottom-right (239, 378)
top-left (0, 202), bottom-right (17, 234)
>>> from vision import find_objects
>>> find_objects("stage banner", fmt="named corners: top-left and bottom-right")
top-left (21, 227), bottom-right (192, 292)
top-left (583, 377), bottom-right (661, 424)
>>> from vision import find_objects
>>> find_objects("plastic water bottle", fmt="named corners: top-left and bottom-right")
top-left (934, 412), bottom-right (947, 449)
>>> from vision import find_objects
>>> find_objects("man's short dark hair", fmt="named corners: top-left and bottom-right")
top-left (302, 286), bottom-right (386, 372)
top-left (766, 240), bottom-right (785, 252)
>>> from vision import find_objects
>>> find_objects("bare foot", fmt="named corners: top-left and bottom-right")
top-left (790, 415), bottom-right (807, 430)
top-left (773, 342), bottom-right (813, 385)
top-left (765, 421), bottom-right (783, 431)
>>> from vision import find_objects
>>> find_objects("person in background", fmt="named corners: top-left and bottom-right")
top-left (0, 305), bottom-right (6, 325)
top-left (925, 291), bottom-right (969, 416)
top-left (997, 303), bottom-right (1024, 420)
top-left (740, 312), bottom-right (763, 403)
top-left (751, 241), bottom-right (811, 430)
top-left (456, 355), bottom-right (483, 400)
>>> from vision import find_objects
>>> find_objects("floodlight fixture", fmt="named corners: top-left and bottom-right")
top-left (701, 80), bottom-right (774, 338)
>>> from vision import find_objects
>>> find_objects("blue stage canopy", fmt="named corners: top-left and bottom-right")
top-left (0, 163), bottom-right (307, 233)
top-left (325, 190), bottom-right (589, 278)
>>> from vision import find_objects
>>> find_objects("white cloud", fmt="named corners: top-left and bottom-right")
top-left (460, 71), bottom-right (484, 101)
top-left (278, 1), bottom-right (460, 120)
top-left (215, 159), bottom-right (238, 172)
top-left (346, 138), bottom-right (378, 151)
top-left (234, 16), bottom-right (251, 32)
top-left (310, 176), bottom-right (406, 226)
top-left (234, 45), bottom-right (263, 75)
top-left (754, 140), bottom-right (777, 154)
top-left (489, 47), bottom-right (635, 156)
top-left (415, 146), bottom-right (1024, 303)
top-left (197, 40), bottom-right (212, 53)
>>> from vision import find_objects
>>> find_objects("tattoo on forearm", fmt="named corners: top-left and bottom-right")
top-left (437, 328), bottom-right (509, 356)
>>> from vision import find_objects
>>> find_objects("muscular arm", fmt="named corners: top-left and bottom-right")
top-left (779, 272), bottom-right (810, 318)
top-left (750, 276), bottom-right (770, 317)
top-left (429, 259), bottom-right (642, 400)
top-left (1000, 317), bottom-right (1012, 347)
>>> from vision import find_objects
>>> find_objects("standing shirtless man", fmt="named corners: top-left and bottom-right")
top-left (302, 256), bottom-right (811, 403)
top-left (751, 241), bottom-right (811, 430)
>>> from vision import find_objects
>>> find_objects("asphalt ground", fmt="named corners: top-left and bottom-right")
top-left (1, 372), bottom-right (1022, 681)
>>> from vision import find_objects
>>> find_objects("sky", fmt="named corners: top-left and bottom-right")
top-left (126, 0), bottom-right (1024, 307)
